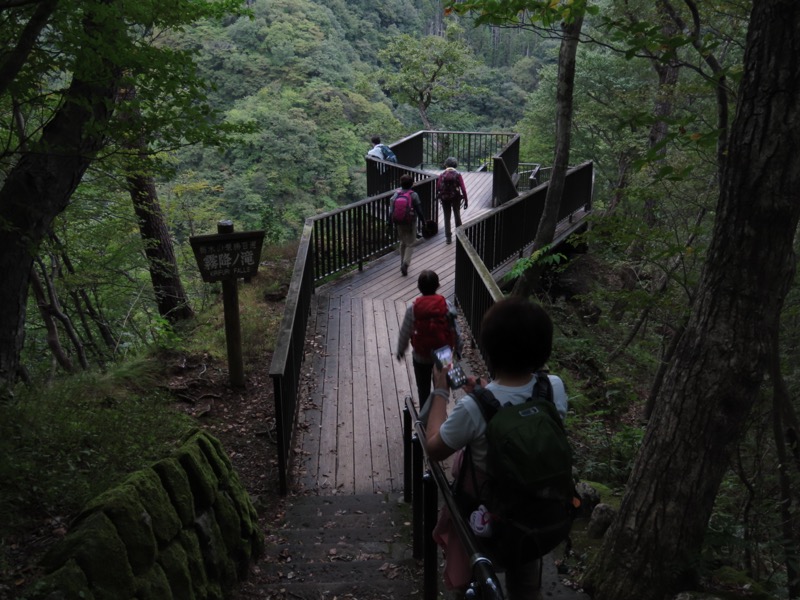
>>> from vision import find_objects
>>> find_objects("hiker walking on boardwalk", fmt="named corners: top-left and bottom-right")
top-left (423, 297), bottom-right (570, 600)
top-left (387, 174), bottom-right (424, 276)
top-left (396, 270), bottom-right (462, 408)
top-left (436, 157), bottom-right (468, 244)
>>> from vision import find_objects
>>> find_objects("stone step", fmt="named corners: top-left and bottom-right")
top-left (240, 493), bottom-right (420, 599)
top-left (266, 526), bottom-right (412, 561)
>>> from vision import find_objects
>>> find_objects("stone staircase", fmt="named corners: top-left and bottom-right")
top-left (242, 493), bottom-right (421, 599)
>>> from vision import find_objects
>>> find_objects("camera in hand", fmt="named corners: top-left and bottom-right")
top-left (433, 345), bottom-right (467, 389)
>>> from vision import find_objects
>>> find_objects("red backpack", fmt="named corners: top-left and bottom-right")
top-left (438, 169), bottom-right (461, 203)
top-left (392, 190), bottom-right (415, 224)
top-left (411, 295), bottom-right (456, 360)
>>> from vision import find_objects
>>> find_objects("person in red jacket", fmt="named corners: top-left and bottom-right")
top-left (396, 270), bottom-right (462, 407)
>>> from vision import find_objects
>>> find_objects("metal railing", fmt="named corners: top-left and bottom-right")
top-left (367, 131), bottom-right (519, 197)
top-left (403, 396), bottom-right (505, 600)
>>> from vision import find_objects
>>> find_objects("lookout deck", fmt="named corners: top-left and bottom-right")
top-left (292, 172), bottom-right (495, 494)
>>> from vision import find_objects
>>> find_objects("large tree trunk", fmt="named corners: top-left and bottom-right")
top-left (512, 13), bottom-right (583, 297)
top-left (0, 30), bottom-right (120, 390)
top-left (583, 2), bottom-right (800, 598)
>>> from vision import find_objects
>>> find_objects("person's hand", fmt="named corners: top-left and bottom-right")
top-left (432, 362), bottom-right (449, 391)
top-left (463, 202), bottom-right (468, 210)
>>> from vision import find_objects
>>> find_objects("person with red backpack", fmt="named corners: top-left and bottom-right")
top-left (388, 174), bottom-right (424, 276)
top-left (396, 270), bottom-right (462, 407)
top-left (436, 157), bottom-right (469, 245)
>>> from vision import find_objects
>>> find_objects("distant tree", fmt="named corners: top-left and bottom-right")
top-left (377, 29), bottom-right (479, 129)
top-left (582, 1), bottom-right (800, 597)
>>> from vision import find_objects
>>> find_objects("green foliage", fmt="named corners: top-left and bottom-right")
top-left (505, 245), bottom-right (566, 282)
top-left (0, 359), bottom-right (193, 533)
top-left (377, 30), bottom-right (482, 126)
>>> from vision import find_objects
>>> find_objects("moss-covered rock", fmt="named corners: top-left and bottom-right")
top-left (153, 457), bottom-right (196, 527)
top-left (179, 528), bottom-right (210, 599)
top-left (42, 511), bottom-right (135, 599)
top-left (127, 467), bottom-right (182, 546)
top-left (80, 484), bottom-right (156, 575)
top-left (194, 510), bottom-right (237, 591)
top-left (157, 541), bottom-right (196, 600)
top-left (178, 441), bottom-right (219, 511)
top-left (213, 490), bottom-right (242, 557)
top-left (22, 558), bottom-right (93, 600)
top-left (201, 432), bottom-right (233, 473)
top-left (195, 433), bottom-right (232, 483)
top-left (134, 562), bottom-right (173, 599)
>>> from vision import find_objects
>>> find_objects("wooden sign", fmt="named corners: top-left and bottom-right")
top-left (190, 230), bottom-right (265, 283)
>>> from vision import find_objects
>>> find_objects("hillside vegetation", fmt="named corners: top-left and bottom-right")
top-left (1, 0), bottom-right (799, 598)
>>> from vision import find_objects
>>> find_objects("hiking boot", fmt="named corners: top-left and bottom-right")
top-left (401, 263), bottom-right (408, 276)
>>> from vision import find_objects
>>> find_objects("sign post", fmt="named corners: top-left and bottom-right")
top-left (189, 221), bottom-right (265, 388)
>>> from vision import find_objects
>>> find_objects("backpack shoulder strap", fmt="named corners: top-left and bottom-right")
top-left (471, 386), bottom-right (501, 423)
top-left (534, 370), bottom-right (554, 404)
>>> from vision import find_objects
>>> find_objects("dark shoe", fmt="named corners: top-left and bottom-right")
top-left (446, 238), bottom-right (452, 245)
top-left (401, 263), bottom-right (408, 276)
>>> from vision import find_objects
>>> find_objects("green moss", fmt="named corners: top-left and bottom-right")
top-left (195, 433), bottom-right (232, 483)
top-left (157, 541), bottom-right (196, 600)
top-left (128, 467), bottom-right (182, 546)
top-left (213, 491), bottom-right (242, 557)
top-left (153, 457), bottom-right (196, 527)
top-left (194, 510), bottom-right (237, 591)
top-left (179, 528), bottom-right (210, 598)
top-left (134, 562), bottom-right (173, 599)
top-left (80, 485), bottom-right (156, 575)
top-left (42, 512), bottom-right (135, 599)
top-left (22, 559), bottom-right (93, 600)
top-left (177, 442), bottom-right (218, 511)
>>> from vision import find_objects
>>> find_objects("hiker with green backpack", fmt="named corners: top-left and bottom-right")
top-left (423, 296), bottom-right (576, 600)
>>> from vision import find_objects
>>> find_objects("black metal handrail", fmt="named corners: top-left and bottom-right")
top-left (403, 396), bottom-right (505, 600)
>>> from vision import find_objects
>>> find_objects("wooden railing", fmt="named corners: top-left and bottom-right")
top-left (403, 396), bottom-right (505, 600)
top-left (455, 161), bottom-right (594, 364)
top-left (269, 222), bottom-right (315, 495)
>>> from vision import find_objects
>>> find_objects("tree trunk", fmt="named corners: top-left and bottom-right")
top-left (512, 13), bottom-right (583, 298)
top-left (127, 167), bottom-right (194, 323)
top-left (583, 2), bottom-right (800, 598)
top-left (0, 25), bottom-right (121, 390)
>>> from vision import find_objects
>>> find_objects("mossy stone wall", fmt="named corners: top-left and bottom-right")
top-left (25, 430), bottom-right (263, 600)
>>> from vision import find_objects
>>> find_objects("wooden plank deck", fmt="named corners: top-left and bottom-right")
top-left (293, 172), bottom-right (587, 495)
top-left (293, 172), bottom-right (493, 494)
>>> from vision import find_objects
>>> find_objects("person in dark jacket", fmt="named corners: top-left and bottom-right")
top-left (436, 157), bottom-right (468, 244)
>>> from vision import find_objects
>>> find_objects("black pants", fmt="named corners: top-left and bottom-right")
top-left (413, 359), bottom-right (434, 408)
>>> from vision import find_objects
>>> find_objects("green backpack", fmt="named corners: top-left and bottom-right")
top-left (457, 372), bottom-right (577, 562)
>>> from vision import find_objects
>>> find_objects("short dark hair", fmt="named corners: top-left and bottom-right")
top-left (444, 157), bottom-right (458, 168)
top-left (371, 135), bottom-right (381, 145)
top-left (480, 297), bottom-right (553, 373)
top-left (400, 174), bottom-right (413, 189)
top-left (418, 270), bottom-right (440, 295)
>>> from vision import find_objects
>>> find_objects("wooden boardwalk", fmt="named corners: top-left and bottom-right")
top-left (293, 172), bottom-right (494, 495)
